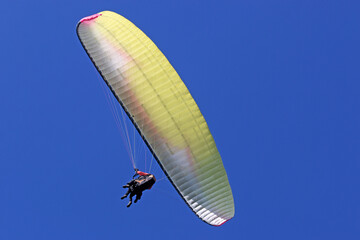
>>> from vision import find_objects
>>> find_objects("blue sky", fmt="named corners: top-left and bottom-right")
top-left (1, 1), bottom-right (359, 239)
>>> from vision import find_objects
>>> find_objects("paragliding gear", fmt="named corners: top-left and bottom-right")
top-left (77, 10), bottom-right (235, 225)
top-left (132, 168), bottom-right (140, 178)
top-left (121, 171), bottom-right (156, 207)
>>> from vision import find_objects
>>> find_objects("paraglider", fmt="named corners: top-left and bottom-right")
top-left (77, 11), bottom-right (234, 226)
top-left (121, 169), bottom-right (156, 207)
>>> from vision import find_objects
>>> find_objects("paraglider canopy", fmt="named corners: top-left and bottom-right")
top-left (77, 10), bottom-right (234, 226)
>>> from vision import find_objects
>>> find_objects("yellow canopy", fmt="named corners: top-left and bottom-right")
top-left (77, 11), bottom-right (234, 226)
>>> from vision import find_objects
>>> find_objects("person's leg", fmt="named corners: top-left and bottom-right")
top-left (121, 188), bottom-right (131, 199)
top-left (127, 192), bottom-right (135, 207)
top-left (134, 192), bottom-right (142, 203)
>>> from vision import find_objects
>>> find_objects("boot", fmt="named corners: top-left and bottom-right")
top-left (123, 185), bottom-right (129, 188)
top-left (121, 195), bottom-right (127, 200)
top-left (127, 201), bottom-right (132, 207)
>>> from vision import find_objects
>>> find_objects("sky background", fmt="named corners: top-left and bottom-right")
top-left (1, 0), bottom-right (359, 239)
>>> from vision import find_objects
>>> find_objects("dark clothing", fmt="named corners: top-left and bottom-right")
top-left (121, 171), bottom-right (156, 207)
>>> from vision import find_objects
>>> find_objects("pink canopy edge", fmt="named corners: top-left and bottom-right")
top-left (80, 13), bottom-right (102, 23)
